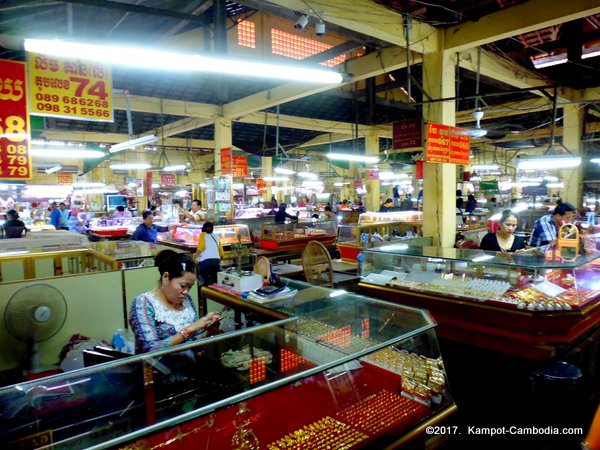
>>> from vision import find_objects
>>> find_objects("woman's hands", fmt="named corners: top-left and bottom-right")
top-left (194, 311), bottom-right (220, 332)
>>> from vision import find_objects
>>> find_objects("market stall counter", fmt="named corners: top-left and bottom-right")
top-left (358, 244), bottom-right (600, 360)
top-left (0, 280), bottom-right (455, 449)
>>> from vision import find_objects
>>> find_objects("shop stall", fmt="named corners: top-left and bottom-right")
top-left (358, 245), bottom-right (600, 360)
top-left (0, 280), bottom-right (455, 449)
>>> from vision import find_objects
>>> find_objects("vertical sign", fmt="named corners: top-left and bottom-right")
top-left (232, 155), bottom-right (248, 178)
top-left (393, 118), bottom-right (423, 150)
top-left (27, 52), bottom-right (113, 122)
top-left (220, 147), bottom-right (232, 175)
top-left (0, 60), bottom-right (32, 180)
top-left (425, 122), bottom-right (470, 165)
top-left (146, 171), bottom-right (153, 196)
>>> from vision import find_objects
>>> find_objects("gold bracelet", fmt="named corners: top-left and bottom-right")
top-left (180, 327), bottom-right (191, 340)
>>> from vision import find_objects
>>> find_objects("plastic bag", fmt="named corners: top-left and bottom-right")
top-left (113, 328), bottom-right (135, 354)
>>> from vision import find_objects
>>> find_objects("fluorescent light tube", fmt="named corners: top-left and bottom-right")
top-left (162, 164), bottom-right (187, 171)
top-left (591, 158), bottom-right (600, 164)
top-left (45, 165), bottom-right (62, 174)
top-left (110, 134), bottom-right (157, 153)
top-left (263, 176), bottom-right (289, 182)
top-left (472, 164), bottom-right (499, 171)
top-left (274, 167), bottom-right (296, 175)
top-left (24, 39), bottom-right (343, 84)
top-left (31, 148), bottom-right (105, 159)
top-left (297, 172), bottom-right (318, 179)
top-left (517, 155), bottom-right (581, 170)
top-left (327, 153), bottom-right (379, 163)
top-left (109, 163), bottom-right (151, 170)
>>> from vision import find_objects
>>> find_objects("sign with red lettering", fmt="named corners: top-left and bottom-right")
top-left (57, 173), bottom-right (73, 184)
top-left (220, 147), bottom-right (232, 175)
top-left (232, 155), bottom-right (248, 178)
top-left (27, 52), bottom-right (113, 122)
top-left (425, 122), bottom-right (470, 165)
top-left (161, 173), bottom-right (175, 186)
top-left (0, 60), bottom-right (32, 180)
top-left (393, 118), bottom-right (423, 150)
top-left (146, 171), bottom-right (153, 196)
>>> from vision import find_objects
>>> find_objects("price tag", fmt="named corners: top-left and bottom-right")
top-left (27, 52), bottom-right (113, 122)
top-left (0, 59), bottom-right (32, 180)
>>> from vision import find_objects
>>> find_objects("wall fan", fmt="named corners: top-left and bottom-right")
top-left (5, 284), bottom-right (68, 371)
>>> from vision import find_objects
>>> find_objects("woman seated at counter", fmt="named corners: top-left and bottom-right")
top-left (129, 250), bottom-right (221, 353)
top-left (480, 210), bottom-right (527, 253)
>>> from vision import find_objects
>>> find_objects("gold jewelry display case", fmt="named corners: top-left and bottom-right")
top-left (359, 244), bottom-right (600, 360)
top-left (0, 279), bottom-right (455, 449)
top-left (259, 220), bottom-right (338, 251)
top-left (158, 223), bottom-right (252, 255)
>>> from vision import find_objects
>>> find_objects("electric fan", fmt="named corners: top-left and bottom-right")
top-left (4, 284), bottom-right (68, 371)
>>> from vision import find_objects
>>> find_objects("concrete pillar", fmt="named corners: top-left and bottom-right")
top-left (562, 103), bottom-right (584, 207)
top-left (214, 117), bottom-right (232, 177)
top-left (421, 44), bottom-right (457, 247)
top-left (364, 132), bottom-right (380, 211)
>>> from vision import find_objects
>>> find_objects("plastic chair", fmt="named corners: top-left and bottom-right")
top-left (302, 241), bottom-right (334, 287)
top-left (253, 256), bottom-right (271, 286)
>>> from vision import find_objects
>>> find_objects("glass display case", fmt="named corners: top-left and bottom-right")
top-left (87, 240), bottom-right (187, 269)
top-left (0, 280), bottom-right (454, 449)
top-left (338, 221), bottom-right (426, 261)
top-left (359, 245), bottom-right (600, 359)
top-left (88, 217), bottom-right (133, 237)
top-left (361, 245), bottom-right (600, 311)
top-left (359, 211), bottom-right (423, 224)
top-left (260, 220), bottom-right (338, 250)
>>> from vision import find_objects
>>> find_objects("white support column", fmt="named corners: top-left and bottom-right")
top-left (214, 117), bottom-right (232, 177)
top-left (561, 103), bottom-right (584, 207)
top-left (364, 132), bottom-right (381, 211)
top-left (421, 44), bottom-right (457, 247)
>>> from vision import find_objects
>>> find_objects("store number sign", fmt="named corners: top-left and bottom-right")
top-left (0, 59), bottom-right (32, 180)
top-left (27, 52), bottom-right (113, 122)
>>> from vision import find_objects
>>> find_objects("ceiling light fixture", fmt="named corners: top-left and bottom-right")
top-left (31, 148), bottom-right (105, 159)
top-left (326, 153), bottom-right (379, 163)
top-left (24, 38), bottom-right (343, 84)
top-left (274, 167), bottom-right (296, 175)
top-left (591, 158), bottom-right (600, 164)
top-left (516, 155), bottom-right (581, 171)
top-left (294, 14), bottom-right (310, 30)
top-left (109, 163), bottom-right (151, 170)
top-left (297, 172), bottom-right (318, 179)
top-left (471, 164), bottom-right (499, 171)
top-left (109, 134), bottom-right (157, 153)
top-left (162, 164), bottom-right (187, 171)
top-left (44, 165), bottom-right (62, 174)
top-left (263, 176), bottom-right (289, 182)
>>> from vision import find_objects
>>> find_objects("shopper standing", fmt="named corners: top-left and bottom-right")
top-left (193, 222), bottom-right (224, 286)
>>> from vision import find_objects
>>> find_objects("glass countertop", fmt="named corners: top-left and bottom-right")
top-left (364, 244), bottom-right (600, 269)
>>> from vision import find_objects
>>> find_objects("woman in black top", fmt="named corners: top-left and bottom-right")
top-left (480, 210), bottom-right (527, 252)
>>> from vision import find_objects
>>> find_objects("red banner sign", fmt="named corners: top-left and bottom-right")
top-left (161, 173), bottom-right (175, 186)
top-left (27, 52), bottom-right (113, 122)
top-left (425, 122), bottom-right (470, 165)
top-left (220, 147), bottom-right (232, 175)
top-left (393, 118), bottom-right (423, 150)
top-left (0, 60), bottom-right (32, 180)
top-left (146, 171), bottom-right (153, 196)
top-left (232, 155), bottom-right (248, 178)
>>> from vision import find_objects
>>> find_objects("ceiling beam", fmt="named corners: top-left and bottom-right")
top-left (238, 111), bottom-right (375, 135)
top-left (445, 0), bottom-right (600, 52)
top-left (151, 117), bottom-right (215, 139)
top-left (253, 0), bottom-right (438, 53)
top-left (455, 98), bottom-right (552, 123)
top-left (113, 93), bottom-right (219, 118)
top-left (224, 46), bottom-right (421, 118)
top-left (297, 133), bottom-right (356, 148)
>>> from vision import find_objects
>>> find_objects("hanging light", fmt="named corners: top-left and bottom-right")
top-left (516, 155), bottom-right (581, 171)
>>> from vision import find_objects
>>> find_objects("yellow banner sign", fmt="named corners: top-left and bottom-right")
top-left (27, 52), bottom-right (113, 122)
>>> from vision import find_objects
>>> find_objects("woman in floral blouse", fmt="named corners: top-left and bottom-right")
top-left (129, 250), bottom-right (220, 353)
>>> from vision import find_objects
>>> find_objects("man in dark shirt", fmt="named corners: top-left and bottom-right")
top-left (131, 211), bottom-right (169, 243)
top-left (379, 198), bottom-right (393, 212)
